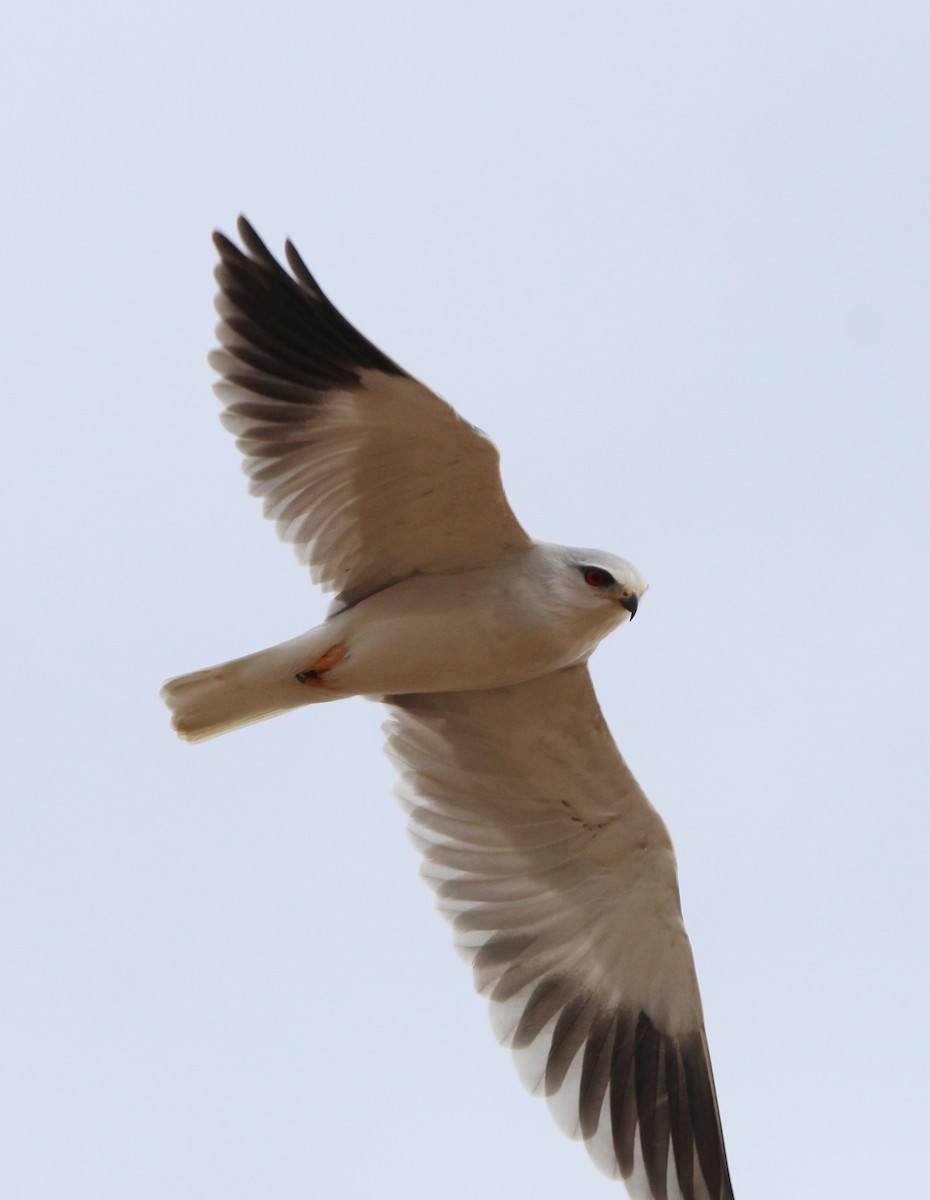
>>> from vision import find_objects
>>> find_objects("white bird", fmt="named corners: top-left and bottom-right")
top-left (162, 218), bottom-right (735, 1200)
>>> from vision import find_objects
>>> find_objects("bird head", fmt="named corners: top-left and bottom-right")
top-left (565, 548), bottom-right (648, 623)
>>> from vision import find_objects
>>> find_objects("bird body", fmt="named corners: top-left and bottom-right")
top-left (164, 542), bottom-right (644, 741)
top-left (162, 218), bottom-right (735, 1200)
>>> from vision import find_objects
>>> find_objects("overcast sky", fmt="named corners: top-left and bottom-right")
top-left (3, 3), bottom-right (929, 1198)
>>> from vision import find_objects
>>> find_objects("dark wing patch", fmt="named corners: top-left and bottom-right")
top-left (469, 924), bottom-right (733, 1200)
top-left (214, 217), bottom-right (404, 390)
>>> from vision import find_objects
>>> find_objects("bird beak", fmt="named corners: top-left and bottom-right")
top-left (619, 593), bottom-right (638, 619)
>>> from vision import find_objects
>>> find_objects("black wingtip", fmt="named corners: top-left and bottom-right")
top-left (212, 218), bottom-right (276, 269)
top-left (208, 215), bottom-right (407, 381)
top-left (212, 227), bottom-right (240, 259)
top-left (214, 218), bottom-right (314, 295)
top-left (235, 215), bottom-right (277, 266)
top-left (284, 238), bottom-right (322, 294)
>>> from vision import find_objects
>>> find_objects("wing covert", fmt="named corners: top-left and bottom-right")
top-left (384, 665), bottom-right (734, 1200)
top-left (209, 218), bottom-right (531, 607)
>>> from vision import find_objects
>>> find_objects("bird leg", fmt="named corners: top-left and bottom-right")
top-left (295, 643), bottom-right (347, 686)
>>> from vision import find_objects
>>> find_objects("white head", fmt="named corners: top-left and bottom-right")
top-left (559, 546), bottom-right (648, 625)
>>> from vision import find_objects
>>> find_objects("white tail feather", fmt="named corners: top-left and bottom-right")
top-left (162, 629), bottom-right (339, 742)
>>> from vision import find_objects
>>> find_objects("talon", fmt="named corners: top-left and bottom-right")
top-left (295, 643), bottom-right (347, 687)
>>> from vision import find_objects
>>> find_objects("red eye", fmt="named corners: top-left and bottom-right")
top-left (583, 567), bottom-right (613, 588)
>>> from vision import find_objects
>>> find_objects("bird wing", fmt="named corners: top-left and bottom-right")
top-left (209, 218), bottom-right (531, 608)
top-left (384, 664), bottom-right (734, 1200)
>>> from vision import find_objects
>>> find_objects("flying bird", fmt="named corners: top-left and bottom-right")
top-left (162, 218), bottom-right (735, 1200)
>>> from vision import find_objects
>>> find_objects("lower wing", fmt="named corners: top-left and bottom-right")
top-left (384, 664), bottom-right (734, 1200)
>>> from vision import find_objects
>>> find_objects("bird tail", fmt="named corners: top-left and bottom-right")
top-left (161, 628), bottom-right (340, 743)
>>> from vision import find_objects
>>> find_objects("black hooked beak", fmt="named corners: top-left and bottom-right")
top-left (619, 593), bottom-right (638, 619)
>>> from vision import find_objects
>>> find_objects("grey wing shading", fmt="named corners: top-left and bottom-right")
top-left (208, 218), bottom-right (531, 608)
top-left (384, 665), bottom-right (735, 1200)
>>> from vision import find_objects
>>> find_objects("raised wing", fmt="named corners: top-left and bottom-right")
top-left (385, 665), bottom-right (734, 1200)
top-left (209, 218), bottom-right (531, 608)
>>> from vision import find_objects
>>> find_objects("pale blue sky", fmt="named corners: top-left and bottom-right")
top-left (3, 3), bottom-right (929, 1197)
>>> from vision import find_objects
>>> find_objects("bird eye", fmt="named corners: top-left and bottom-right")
top-left (583, 567), bottom-right (614, 588)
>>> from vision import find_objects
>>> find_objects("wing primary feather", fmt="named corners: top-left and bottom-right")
top-left (220, 285), bottom-right (364, 386)
top-left (578, 1009), bottom-right (617, 1138)
top-left (220, 312), bottom-right (330, 372)
top-left (218, 294), bottom-right (351, 384)
top-left (490, 956), bottom-right (553, 1004)
top-left (680, 1031), bottom-right (733, 1200)
top-left (284, 236), bottom-right (324, 292)
top-left (214, 343), bottom-right (323, 388)
top-left (608, 1010), bottom-right (639, 1176)
top-left (545, 995), bottom-right (598, 1096)
top-left (471, 934), bottom-right (536, 993)
top-left (634, 1014), bottom-right (670, 1200)
top-left (220, 398), bottom-right (308, 426)
top-left (511, 975), bottom-right (576, 1050)
top-left (235, 214), bottom-right (280, 267)
top-left (666, 1044), bottom-right (697, 1200)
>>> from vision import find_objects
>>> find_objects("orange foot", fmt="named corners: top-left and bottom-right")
top-left (295, 643), bottom-right (347, 686)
